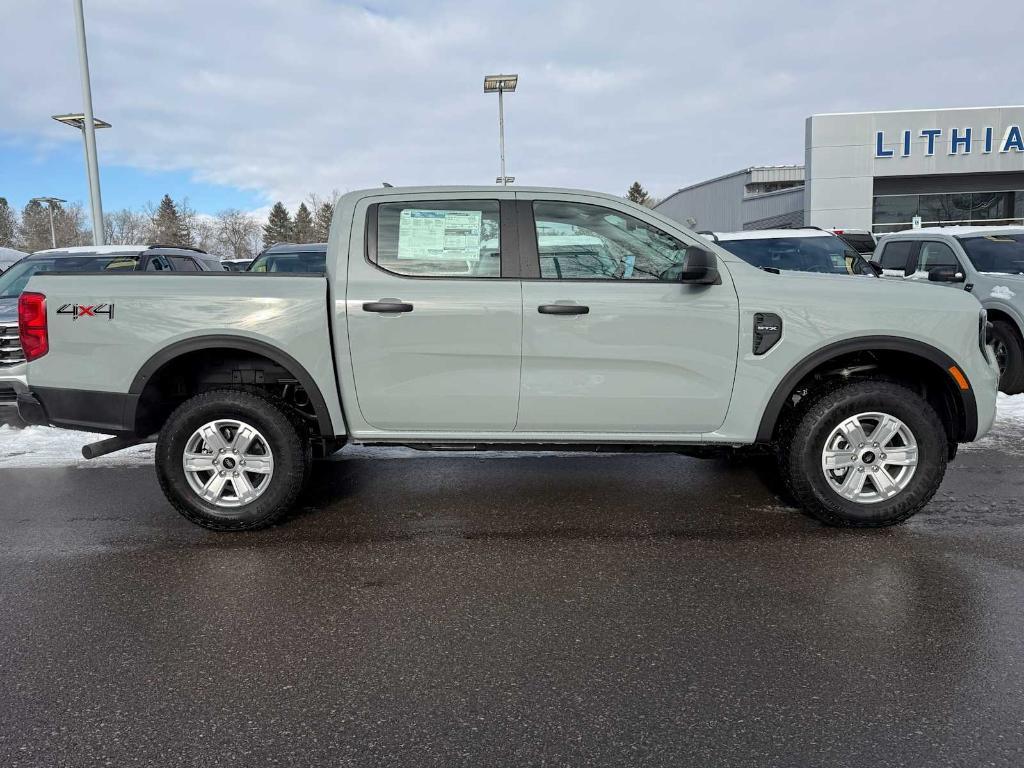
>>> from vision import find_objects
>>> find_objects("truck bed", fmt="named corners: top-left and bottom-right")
top-left (22, 272), bottom-right (343, 434)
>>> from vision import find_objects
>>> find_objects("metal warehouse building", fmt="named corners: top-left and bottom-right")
top-left (656, 105), bottom-right (1024, 234)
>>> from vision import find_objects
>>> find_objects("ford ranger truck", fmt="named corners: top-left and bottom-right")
top-left (16, 187), bottom-right (999, 531)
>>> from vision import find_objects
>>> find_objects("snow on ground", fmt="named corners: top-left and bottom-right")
top-left (1, 394), bottom-right (1022, 469)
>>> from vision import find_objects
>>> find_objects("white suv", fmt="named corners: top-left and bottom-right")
top-left (701, 229), bottom-right (876, 276)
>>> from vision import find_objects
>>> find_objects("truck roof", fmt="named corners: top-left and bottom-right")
top-left (881, 226), bottom-right (1024, 239)
top-left (342, 185), bottom-right (637, 204)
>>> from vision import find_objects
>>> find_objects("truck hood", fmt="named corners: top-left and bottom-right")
top-left (0, 297), bottom-right (17, 325)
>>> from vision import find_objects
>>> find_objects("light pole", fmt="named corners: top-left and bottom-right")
top-left (484, 74), bottom-right (518, 185)
top-left (51, 0), bottom-right (107, 246)
top-left (29, 197), bottom-right (67, 248)
top-left (53, 112), bottom-right (110, 244)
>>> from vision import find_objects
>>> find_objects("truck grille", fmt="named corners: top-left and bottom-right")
top-left (0, 325), bottom-right (25, 366)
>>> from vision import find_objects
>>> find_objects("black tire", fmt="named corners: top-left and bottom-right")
top-left (781, 380), bottom-right (948, 528)
top-left (155, 389), bottom-right (311, 531)
top-left (990, 320), bottom-right (1024, 395)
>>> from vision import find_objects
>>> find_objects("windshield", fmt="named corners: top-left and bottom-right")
top-left (835, 233), bottom-right (876, 254)
top-left (248, 251), bottom-right (326, 273)
top-left (718, 236), bottom-right (873, 276)
top-left (0, 254), bottom-right (140, 299)
top-left (957, 234), bottom-right (1024, 275)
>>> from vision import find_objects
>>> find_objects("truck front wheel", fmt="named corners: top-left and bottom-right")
top-left (782, 381), bottom-right (948, 527)
top-left (155, 389), bottom-right (311, 531)
top-left (990, 319), bottom-right (1024, 395)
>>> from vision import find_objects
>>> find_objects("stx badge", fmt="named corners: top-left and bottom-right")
top-left (57, 303), bottom-right (115, 320)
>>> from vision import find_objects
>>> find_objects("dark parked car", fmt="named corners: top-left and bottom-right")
top-left (248, 242), bottom-right (327, 273)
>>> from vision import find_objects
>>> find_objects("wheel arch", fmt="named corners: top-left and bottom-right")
top-left (129, 335), bottom-right (335, 437)
top-left (756, 336), bottom-right (978, 444)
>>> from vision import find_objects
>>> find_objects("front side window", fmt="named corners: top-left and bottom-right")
top-left (374, 201), bottom-right (501, 278)
top-left (879, 241), bottom-right (914, 275)
top-left (958, 234), bottom-right (1024, 275)
top-left (912, 242), bottom-right (960, 275)
top-left (532, 201), bottom-right (688, 280)
top-left (168, 255), bottom-right (199, 272)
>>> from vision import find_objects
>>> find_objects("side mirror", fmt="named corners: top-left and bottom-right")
top-left (668, 246), bottom-right (719, 285)
top-left (928, 265), bottom-right (965, 283)
top-left (866, 260), bottom-right (883, 276)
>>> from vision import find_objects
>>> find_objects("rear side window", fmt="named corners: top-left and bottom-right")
top-left (168, 255), bottom-right (199, 271)
top-left (879, 241), bottom-right (914, 275)
top-left (374, 201), bottom-right (501, 277)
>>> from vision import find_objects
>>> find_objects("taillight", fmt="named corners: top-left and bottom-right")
top-left (19, 292), bottom-right (48, 362)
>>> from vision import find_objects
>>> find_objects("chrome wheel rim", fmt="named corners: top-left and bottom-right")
top-left (183, 419), bottom-right (275, 509)
top-left (821, 412), bottom-right (918, 505)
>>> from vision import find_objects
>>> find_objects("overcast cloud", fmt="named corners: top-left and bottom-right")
top-left (1, 0), bottom-right (1022, 212)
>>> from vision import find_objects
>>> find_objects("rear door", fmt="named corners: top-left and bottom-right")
top-left (516, 194), bottom-right (739, 434)
top-left (345, 193), bottom-right (523, 432)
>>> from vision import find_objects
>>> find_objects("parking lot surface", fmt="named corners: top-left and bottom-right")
top-left (2, 431), bottom-right (1023, 767)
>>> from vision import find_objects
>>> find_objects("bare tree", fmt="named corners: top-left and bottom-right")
top-left (105, 208), bottom-right (152, 245)
top-left (307, 191), bottom-right (338, 242)
top-left (214, 209), bottom-right (261, 259)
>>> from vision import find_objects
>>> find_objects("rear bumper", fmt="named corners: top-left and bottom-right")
top-left (18, 386), bottom-right (139, 435)
top-left (0, 364), bottom-right (27, 408)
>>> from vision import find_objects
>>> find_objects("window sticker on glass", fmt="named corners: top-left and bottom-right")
top-left (398, 209), bottom-right (483, 261)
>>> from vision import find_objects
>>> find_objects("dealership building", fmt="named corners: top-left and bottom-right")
top-left (656, 105), bottom-right (1024, 234)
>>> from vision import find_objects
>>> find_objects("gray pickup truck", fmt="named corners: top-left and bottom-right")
top-left (874, 226), bottom-right (1024, 394)
top-left (17, 187), bottom-right (998, 531)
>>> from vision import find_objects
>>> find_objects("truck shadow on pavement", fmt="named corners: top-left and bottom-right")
top-left (284, 452), bottom-right (833, 543)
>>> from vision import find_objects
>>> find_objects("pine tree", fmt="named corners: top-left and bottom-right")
top-left (151, 195), bottom-right (190, 246)
top-left (626, 182), bottom-right (650, 206)
top-left (262, 202), bottom-right (293, 248)
top-left (293, 203), bottom-right (314, 244)
top-left (19, 200), bottom-right (53, 252)
top-left (313, 201), bottom-right (333, 242)
top-left (0, 197), bottom-right (18, 248)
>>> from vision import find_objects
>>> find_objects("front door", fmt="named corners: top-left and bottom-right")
top-left (345, 195), bottom-right (523, 432)
top-left (516, 196), bottom-right (739, 434)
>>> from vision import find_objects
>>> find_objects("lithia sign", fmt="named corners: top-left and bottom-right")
top-left (875, 125), bottom-right (1024, 157)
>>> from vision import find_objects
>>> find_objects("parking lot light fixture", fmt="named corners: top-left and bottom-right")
top-left (484, 74), bottom-right (518, 186)
top-left (28, 197), bottom-right (67, 248)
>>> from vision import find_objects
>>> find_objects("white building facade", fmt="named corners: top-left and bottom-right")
top-left (657, 106), bottom-right (1024, 234)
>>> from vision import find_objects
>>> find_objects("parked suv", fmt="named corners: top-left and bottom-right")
top-left (874, 226), bottom-right (1024, 393)
top-left (702, 229), bottom-right (876, 276)
top-left (0, 244), bottom-right (223, 407)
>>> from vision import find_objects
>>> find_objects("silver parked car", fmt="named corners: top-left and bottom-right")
top-left (874, 226), bottom-right (1024, 393)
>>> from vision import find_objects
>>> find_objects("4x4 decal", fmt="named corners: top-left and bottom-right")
top-left (57, 303), bottom-right (115, 320)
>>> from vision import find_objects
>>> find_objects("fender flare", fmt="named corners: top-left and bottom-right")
top-left (130, 335), bottom-right (335, 436)
top-left (755, 335), bottom-right (978, 443)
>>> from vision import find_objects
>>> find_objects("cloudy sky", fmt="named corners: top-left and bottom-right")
top-left (1, 0), bottom-right (1021, 216)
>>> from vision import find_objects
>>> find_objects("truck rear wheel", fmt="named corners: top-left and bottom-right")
top-left (990, 319), bottom-right (1024, 395)
top-left (155, 389), bottom-right (311, 531)
top-left (781, 381), bottom-right (948, 527)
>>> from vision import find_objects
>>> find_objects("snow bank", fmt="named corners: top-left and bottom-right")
top-left (2, 394), bottom-right (1022, 469)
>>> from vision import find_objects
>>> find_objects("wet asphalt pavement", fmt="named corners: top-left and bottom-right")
top-left (2, 443), bottom-right (1023, 767)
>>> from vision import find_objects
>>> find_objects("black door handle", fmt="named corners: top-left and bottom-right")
top-left (538, 303), bottom-right (589, 315)
top-left (363, 300), bottom-right (414, 313)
